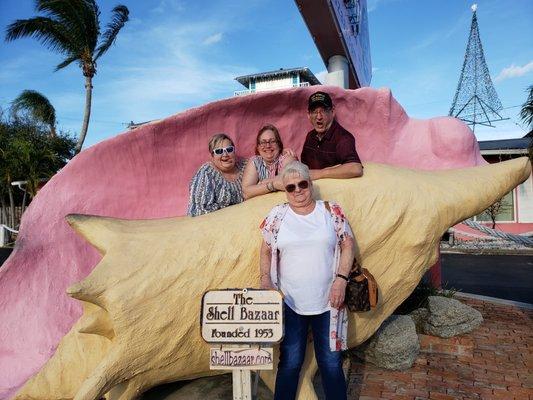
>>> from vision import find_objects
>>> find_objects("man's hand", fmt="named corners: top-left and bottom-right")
top-left (282, 148), bottom-right (297, 159)
top-left (329, 278), bottom-right (347, 309)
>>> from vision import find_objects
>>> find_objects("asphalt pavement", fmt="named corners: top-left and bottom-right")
top-left (441, 253), bottom-right (533, 304)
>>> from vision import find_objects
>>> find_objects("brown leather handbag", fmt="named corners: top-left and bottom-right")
top-left (345, 261), bottom-right (378, 312)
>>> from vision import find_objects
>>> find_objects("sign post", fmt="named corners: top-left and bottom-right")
top-left (201, 288), bottom-right (283, 400)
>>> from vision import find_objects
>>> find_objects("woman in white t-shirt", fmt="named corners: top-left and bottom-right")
top-left (259, 161), bottom-right (355, 400)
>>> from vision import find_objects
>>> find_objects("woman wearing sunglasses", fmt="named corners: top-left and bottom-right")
top-left (241, 124), bottom-right (296, 200)
top-left (259, 160), bottom-right (355, 400)
top-left (187, 133), bottom-right (246, 217)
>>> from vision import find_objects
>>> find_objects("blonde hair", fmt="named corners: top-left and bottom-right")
top-left (208, 133), bottom-right (234, 153)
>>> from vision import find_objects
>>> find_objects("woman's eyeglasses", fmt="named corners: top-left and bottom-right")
top-left (258, 139), bottom-right (278, 147)
top-left (212, 145), bottom-right (235, 156)
top-left (285, 180), bottom-right (309, 193)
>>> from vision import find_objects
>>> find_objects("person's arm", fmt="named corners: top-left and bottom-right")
top-left (329, 235), bottom-right (355, 309)
top-left (242, 161), bottom-right (284, 199)
top-left (259, 240), bottom-right (275, 289)
top-left (310, 162), bottom-right (363, 180)
top-left (187, 165), bottom-right (219, 216)
top-left (242, 161), bottom-right (267, 199)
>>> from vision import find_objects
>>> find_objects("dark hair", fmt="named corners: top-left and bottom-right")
top-left (255, 124), bottom-right (284, 156)
top-left (208, 133), bottom-right (234, 154)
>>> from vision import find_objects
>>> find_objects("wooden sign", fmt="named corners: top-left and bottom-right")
top-left (201, 288), bottom-right (283, 343)
top-left (210, 346), bottom-right (274, 370)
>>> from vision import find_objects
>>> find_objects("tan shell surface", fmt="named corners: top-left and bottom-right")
top-left (15, 159), bottom-right (531, 400)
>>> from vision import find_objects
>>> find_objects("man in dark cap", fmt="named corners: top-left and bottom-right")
top-left (301, 91), bottom-right (363, 179)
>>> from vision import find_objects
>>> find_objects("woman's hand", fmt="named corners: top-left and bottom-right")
top-left (282, 148), bottom-right (297, 159)
top-left (260, 275), bottom-right (275, 290)
top-left (329, 278), bottom-right (347, 309)
top-left (272, 175), bottom-right (284, 191)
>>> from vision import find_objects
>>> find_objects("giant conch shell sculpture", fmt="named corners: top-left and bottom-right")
top-left (13, 158), bottom-right (531, 399)
top-left (0, 86), bottom-right (529, 399)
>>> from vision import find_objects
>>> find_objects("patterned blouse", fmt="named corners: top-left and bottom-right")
top-left (187, 159), bottom-right (246, 217)
top-left (250, 154), bottom-right (289, 181)
top-left (260, 200), bottom-right (353, 351)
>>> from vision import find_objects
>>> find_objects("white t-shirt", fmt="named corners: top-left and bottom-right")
top-left (277, 201), bottom-right (336, 315)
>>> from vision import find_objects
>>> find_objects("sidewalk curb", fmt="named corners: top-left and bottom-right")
top-left (455, 291), bottom-right (533, 310)
top-left (440, 247), bottom-right (533, 256)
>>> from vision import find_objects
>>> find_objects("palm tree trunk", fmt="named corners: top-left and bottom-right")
top-left (75, 75), bottom-right (93, 154)
top-left (0, 196), bottom-right (7, 226)
top-left (50, 125), bottom-right (57, 138)
top-left (8, 186), bottom-right (15, 229)
top-left (21, 189), bottom-right (28, 214)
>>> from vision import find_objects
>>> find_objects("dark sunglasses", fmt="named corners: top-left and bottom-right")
top-left (285, 180), bottom-right (309, 193)
top-left (212, 145), bottom-right (235, 156)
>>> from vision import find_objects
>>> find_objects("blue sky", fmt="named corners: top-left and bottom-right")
top-left (1, 0), bottom-right (532, 148)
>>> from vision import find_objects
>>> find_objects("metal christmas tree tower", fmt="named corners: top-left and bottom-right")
top-left (449, 4), bottom-right (507, 131)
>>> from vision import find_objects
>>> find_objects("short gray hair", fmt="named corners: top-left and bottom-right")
top-left (281, 160), bottom-right (310, 181)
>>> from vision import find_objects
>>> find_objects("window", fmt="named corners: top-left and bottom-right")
top-left (474, 190), bottom-right (515, 223)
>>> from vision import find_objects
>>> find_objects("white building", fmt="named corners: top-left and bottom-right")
top-left (234, 67), bottom-right (321, 97)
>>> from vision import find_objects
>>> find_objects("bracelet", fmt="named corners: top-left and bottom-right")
top-left (336, 273), bottom-right (349, 282)
top-left (266, 182), bottom-right (275, 192)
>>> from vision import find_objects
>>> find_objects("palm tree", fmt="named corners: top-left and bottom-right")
top-left (12, 90), bottom-right (57, 137)
top-left (5, 0), bottom-right (129, 154)
top-left (519, 85), bottom-right (533, 130)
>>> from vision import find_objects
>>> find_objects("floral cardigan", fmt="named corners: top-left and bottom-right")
top-left (260, 200), bottom-right (353, 351)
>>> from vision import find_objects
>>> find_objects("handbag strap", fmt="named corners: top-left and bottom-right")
top-left (324, 201), bottom-right (361, 277)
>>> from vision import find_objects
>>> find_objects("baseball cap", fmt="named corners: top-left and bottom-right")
top-left (308, 91), bottom-right (333, 110)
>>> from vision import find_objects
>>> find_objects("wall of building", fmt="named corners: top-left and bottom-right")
top-left (478, 154), bottom-right (532, 224)
top-left (517, 173), bottom-right (533, 222)
top-left (255, 76), bottom-right (295, 91)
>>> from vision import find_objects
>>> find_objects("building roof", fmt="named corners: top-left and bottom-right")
top-left (478, 138), bottom-right (531, 151)
top-left (235, 67), bottom-right (321, 87)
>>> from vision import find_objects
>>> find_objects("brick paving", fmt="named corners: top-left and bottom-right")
top-left (347, 296), bottom-right (533, 400)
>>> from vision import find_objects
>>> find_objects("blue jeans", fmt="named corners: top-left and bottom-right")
top-left (274, 304), bottom-right (347, 400)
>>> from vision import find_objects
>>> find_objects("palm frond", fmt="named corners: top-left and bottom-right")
top-left (11, 90), bottom-right (56, 129)
top-left (71, 0), bottom-right (101, 54)
top-left (55, 54), bottom-right (79, 71)
top-left (520, 85), bottom-right (533, 129)
top-left (35, 0), bottom-right (99, 53)
top-left (94, 5), bottom-right (129, 61)
top-left (5, 17), bottom-right (75, 56)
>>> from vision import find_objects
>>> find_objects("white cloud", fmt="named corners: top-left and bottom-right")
top-left (494, 61), bottom-right (533, 82)
top-left (202, 32), bottom-right (223, 45)
top-left (87, 17), bottom-right (253, 124)
top-left (151, 0), bottom-right (185, 15)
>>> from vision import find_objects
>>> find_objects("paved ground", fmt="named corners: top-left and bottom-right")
top-left (441, 254), bottom-right (533, 304)
top-left (348, 295), bottom-right (533, 400)
top-left (0, 247), bottom-right (13, 266)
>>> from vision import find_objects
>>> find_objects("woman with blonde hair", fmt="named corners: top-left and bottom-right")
top-left (187, 133), bottom-right (246, 216)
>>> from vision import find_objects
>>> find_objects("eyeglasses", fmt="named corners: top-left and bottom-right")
top-left (212, 145), bottom-right (235, 156)
top-left (258, 139), bottom-right (278, 147)
top-left (285, 180), bottom-right (309, 193)
top-left (309, 108), bottom-right (332, 117)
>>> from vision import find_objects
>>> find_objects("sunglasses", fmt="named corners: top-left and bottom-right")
top-left (212, 145), bottom-right (235, 156)
top-left (285, 180), bottom-right (309, 193)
